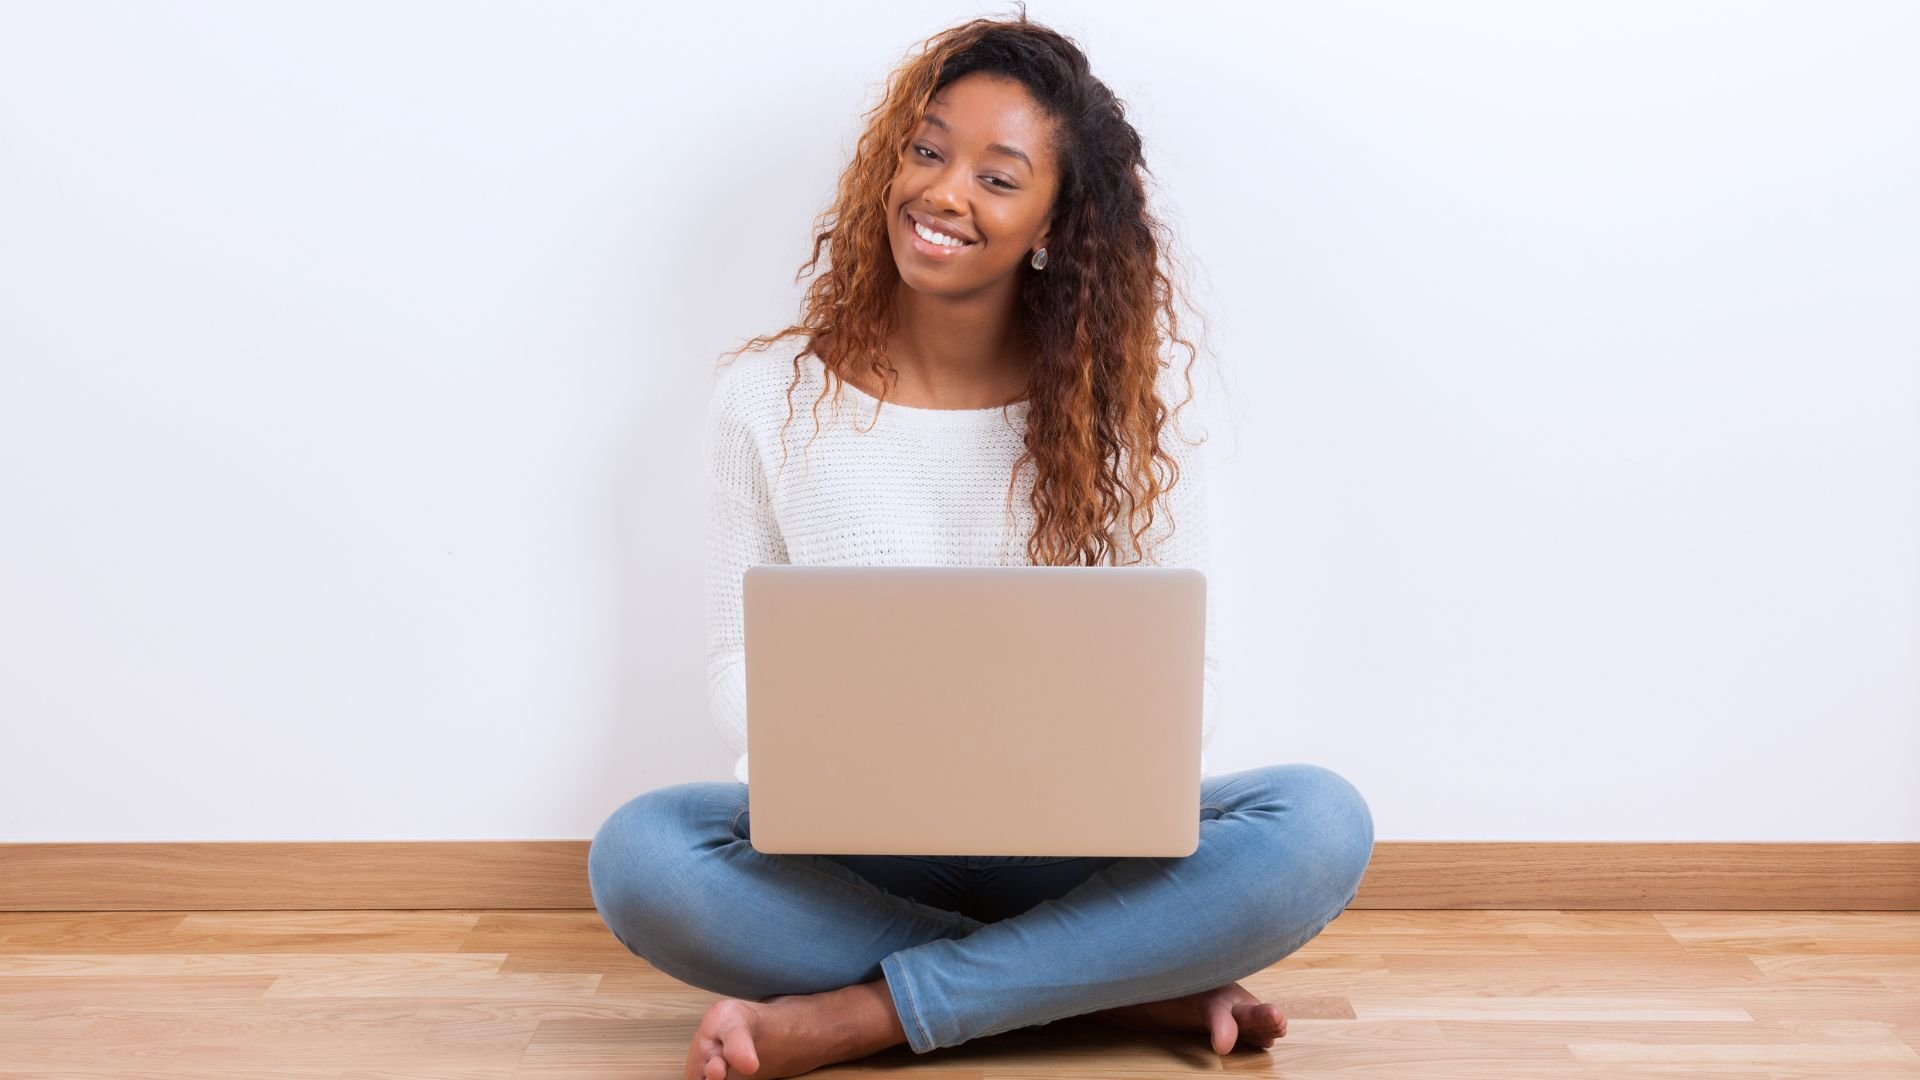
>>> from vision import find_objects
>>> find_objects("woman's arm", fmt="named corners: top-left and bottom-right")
top-left (704, 368), bottom-right (788, 770)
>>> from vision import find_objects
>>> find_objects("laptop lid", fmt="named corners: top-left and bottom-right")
top-left (742, 564), bottom-right (1206, 857)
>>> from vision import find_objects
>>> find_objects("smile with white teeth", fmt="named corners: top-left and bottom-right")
top-left (912, 217), bottom-right (973, 248)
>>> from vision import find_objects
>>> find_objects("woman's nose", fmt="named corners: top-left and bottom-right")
top-left (922, 169), bottom-right (966, 211)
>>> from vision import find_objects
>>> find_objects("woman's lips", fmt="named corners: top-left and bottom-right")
top-left (905, 211), bottom-right (975, 259)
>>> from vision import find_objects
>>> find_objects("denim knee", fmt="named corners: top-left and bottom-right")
top-left (1259, 763), bottom-right (1376, 915)
top-left (587, 782), bottom-right (736, 955)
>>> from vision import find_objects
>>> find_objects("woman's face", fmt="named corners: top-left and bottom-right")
top-left (886, 72), bottom-right (1059, 298)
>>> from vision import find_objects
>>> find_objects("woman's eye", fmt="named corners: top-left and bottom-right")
top-left (913, 146), bottom-right (1014, 190)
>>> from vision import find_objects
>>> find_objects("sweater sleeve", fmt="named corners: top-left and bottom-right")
top-left (705, 367), bottom-right (788, 784)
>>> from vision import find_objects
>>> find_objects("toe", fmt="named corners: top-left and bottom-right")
top-left (1209, 1011), bottom-right (1238, 1055)
top-left (1231, 1002), bottom-right (1282, 1047)
top-left (686, 1034), bottom-right (719, 1080)
top-left (725, 1034), bottom-right (758, 1078)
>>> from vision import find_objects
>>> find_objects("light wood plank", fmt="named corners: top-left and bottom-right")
top-left (1, 909), bottom-right (1917, 1076)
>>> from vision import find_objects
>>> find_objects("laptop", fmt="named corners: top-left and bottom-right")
top-left (742, 564), bottom-right (1206, 858)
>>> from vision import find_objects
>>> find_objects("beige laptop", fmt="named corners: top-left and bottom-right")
top-left (742, 564), bottom-right (1206, 858)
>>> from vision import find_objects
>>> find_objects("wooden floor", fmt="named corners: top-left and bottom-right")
top-left (1, 909), bottom-right (1916, 1078)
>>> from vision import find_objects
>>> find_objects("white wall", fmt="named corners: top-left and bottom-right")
top-left (1, 1), bottom-right (1913, 842)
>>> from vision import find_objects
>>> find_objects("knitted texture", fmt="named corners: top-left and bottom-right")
top-left (705, 340), bottom-right (1221, 785)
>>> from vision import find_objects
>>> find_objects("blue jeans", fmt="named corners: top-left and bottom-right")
top-left (587, 762), bottom-right (1374, 1054)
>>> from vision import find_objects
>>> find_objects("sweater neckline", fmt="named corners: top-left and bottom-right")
top-left (818, 355), bottom-right (1032, 428)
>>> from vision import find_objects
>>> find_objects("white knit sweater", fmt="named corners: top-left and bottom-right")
top-left (705, 339), bottom-right (1221, 785)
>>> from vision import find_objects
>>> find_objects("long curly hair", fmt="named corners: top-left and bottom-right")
top-left (718, 5), bottom-right (1216, 567)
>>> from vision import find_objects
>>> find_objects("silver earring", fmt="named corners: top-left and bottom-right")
top-left (1030, 247), bottom-right (1048, 270)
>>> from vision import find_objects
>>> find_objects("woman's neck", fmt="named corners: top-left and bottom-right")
top-left (881, 286), bottom-right (1033, 408)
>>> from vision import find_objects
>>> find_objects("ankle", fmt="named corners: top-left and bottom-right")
top-left (839, 979), bottom-right (908, 1054)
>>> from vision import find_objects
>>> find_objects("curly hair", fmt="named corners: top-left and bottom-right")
top-left (718, 3), bottom-right (1216, 567)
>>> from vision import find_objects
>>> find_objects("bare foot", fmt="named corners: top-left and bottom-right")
top-left (1083, 981), bottom-right (1287, 1055)
top-left (682, 987), bottom-right (894, 1079)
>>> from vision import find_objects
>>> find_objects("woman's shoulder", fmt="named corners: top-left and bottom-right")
top-left (711, 336), bottom-right (821, 417)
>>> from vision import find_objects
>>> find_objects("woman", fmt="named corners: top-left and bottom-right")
top-left (590, 11), bottom-right (1374, 1079)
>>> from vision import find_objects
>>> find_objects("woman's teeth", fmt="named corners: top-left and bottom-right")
top-left (913, 219), bottom-right (972, 248)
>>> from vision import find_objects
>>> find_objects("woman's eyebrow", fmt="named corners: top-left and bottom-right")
top-left (922, 113), bottom-right (1032, 173)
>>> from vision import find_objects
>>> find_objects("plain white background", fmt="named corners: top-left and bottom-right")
top-left (1, 1), bottom-right (1914, 841)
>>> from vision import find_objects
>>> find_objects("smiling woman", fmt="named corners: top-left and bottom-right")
top-left (720, 6), bottom-right (1218, 570)
top-left (585, 7), bottom-right (1377, 1079)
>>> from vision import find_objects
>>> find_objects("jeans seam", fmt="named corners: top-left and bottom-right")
top-left (884, 952), bottom-right (937, 1052)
